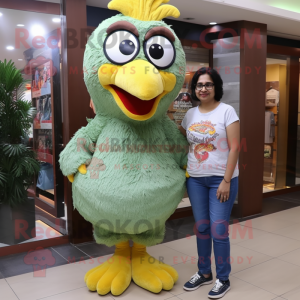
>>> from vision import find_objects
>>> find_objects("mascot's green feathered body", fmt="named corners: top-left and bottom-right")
top-left (59, 0), bottom-right (188, 295)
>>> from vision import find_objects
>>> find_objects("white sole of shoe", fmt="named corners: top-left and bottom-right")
top-left (183, 280), bottom-right (213, 291)
top-left (208, 286), bottom-right (231, 298)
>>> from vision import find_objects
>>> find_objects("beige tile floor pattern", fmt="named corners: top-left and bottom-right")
top-left (2, 206), bottom-right (300, 300)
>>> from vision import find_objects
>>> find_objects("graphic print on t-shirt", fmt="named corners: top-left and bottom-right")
top-left (187, 121), bottom-right (219, 164)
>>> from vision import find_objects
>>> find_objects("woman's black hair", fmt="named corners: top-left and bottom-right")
top-left (191, 67), bottom-right (224, 102)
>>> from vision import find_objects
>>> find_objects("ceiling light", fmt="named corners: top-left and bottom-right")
top-left (210, 22), bottom-right (217, 25)
top-left (183, 18), bottom-right (195, 20)
top-left (31, 25), bottom-right (45, 36)
top-left (0, 13), bottom-right (2, 17)
top-left (52, 17), bottom-right (60, 23)
top-left (18, 59), bottom-right (23, 61)
top-left (6, 46), bottom-right (14, 50)
top-left (17, 24), bottom-right (25, 27)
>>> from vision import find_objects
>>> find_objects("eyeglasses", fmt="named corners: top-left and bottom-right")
top-left (195, 83), bottom-right (214, 91)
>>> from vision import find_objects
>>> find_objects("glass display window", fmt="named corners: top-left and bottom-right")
top-left (263, 56), bottom-right (288, 192)
top-left (0, 6), bottom-right (66, 248)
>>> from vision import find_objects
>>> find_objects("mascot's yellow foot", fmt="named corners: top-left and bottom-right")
top-left (84, 241), bottom-right (131, 296)
top-left (132, 243), bottom-right (178, 293)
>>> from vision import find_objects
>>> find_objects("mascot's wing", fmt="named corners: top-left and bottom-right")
top-left (161, 114), bottom-right (188, 169)
top-left (59, 115), bottom-right (107, 177)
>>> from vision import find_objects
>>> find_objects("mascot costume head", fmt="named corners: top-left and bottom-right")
top-left (59, 0), bottom-right (188, 296)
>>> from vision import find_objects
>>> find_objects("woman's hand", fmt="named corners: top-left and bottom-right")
top-left (216, 179), bottom-right (231, 203)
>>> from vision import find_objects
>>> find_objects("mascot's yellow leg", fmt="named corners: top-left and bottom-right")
top-left (84, 241), bottom-right (131, 296)
top-left (132, 242), bottom-right (178, 293)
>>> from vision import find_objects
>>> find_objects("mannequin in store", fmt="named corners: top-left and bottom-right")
top-left (59, 0), bottom-right (189, 296)
top-left (178, 67), bottom-right (240, 299)
top-left (266, 86), bottom-right (279, 107)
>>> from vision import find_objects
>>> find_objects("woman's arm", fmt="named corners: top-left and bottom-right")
top-left (224, 121), bottom-right (240, 181)
top-left (216, 120), bottom-right (240, 202)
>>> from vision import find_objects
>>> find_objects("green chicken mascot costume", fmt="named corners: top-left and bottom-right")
top-left (59, 0), bottom-right (189, 296)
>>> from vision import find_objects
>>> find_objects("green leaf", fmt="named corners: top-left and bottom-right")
top-left (0, 170), bottom-right (7, 187)
top-left (0, 59), bottom-right (40, 205)
top-left (2, 144), bottom-right (27, 157)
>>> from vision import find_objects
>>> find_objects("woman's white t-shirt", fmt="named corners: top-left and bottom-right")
top-left (181, 102), bottom-right (239, 178)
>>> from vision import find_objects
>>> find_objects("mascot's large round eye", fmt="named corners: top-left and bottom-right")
top-left (144, 35), bottom-right (176, 69)
top-left (104, 30), bottom-right (140, 65)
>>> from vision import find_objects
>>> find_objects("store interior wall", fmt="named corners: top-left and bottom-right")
top-left (267, 36), bottom-right (300, 48)
top-left (86, 5), bottom-right (117, 27)
top-left (86, 5), bottom-right (207, 41)
top-left (277, 65), bottom-right (288, 188)
top-left (266, 64), bottom-right (288, 189)
top-left (297, 69), bottom-right (300, 179)
top-left (87, 5), bottom-right (300, 47)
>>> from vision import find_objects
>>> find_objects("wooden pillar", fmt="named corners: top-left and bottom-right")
top-left (61, 0), bottom-right (93, 243)
top-left (286, 57), bottom-right (300, 186)
top-left (209, 21), bottom-right (267, 218)
top-left (238, 21), bottom-right (267, 217)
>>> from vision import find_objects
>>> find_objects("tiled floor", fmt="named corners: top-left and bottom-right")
top-left (1, 194), bottom-right (300, 299)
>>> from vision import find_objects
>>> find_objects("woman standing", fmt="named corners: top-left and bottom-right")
top-left (179, 67), bottom-right (240, 299)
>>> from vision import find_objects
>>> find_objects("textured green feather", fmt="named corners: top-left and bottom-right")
top-left (59, 15), bottom-right (188, 246)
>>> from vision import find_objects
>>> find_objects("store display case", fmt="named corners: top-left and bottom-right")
top-left (25, 31), bottom-right (65, 220)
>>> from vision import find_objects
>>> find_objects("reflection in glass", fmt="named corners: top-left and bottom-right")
top-left (0, 7), bottom-right (65, 248)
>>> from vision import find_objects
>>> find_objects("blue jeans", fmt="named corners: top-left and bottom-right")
top-left (186, 176), bottom-right (238, 281)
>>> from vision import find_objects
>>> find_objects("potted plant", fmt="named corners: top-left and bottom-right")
top-left (0, 59), bottom-right (40, 245)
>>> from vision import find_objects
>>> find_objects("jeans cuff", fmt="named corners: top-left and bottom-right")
top-left (199, 269), bottom-right (212, 275)
top-left (216, 276), bottom-right (229, 281)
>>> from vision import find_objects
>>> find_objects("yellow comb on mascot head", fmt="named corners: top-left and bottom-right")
top-left (59, 0), bottom-right (188, 296)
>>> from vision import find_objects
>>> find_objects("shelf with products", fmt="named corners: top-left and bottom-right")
top-left (29, 55), bottom-right (62, 216)
top-left (32, 92), bottom-right (55, 203)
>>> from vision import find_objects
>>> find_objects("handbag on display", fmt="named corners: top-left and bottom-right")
top-left (36, 162), bottom-right (54, 190)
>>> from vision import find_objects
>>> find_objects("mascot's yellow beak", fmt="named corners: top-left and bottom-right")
top-left (98, 60), bottom-right (176, 121)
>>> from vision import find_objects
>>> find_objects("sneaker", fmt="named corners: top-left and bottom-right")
top-left (183, 271), bottom-right (213, 291)
top-left (208, 279), bottom-right (231, 299)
